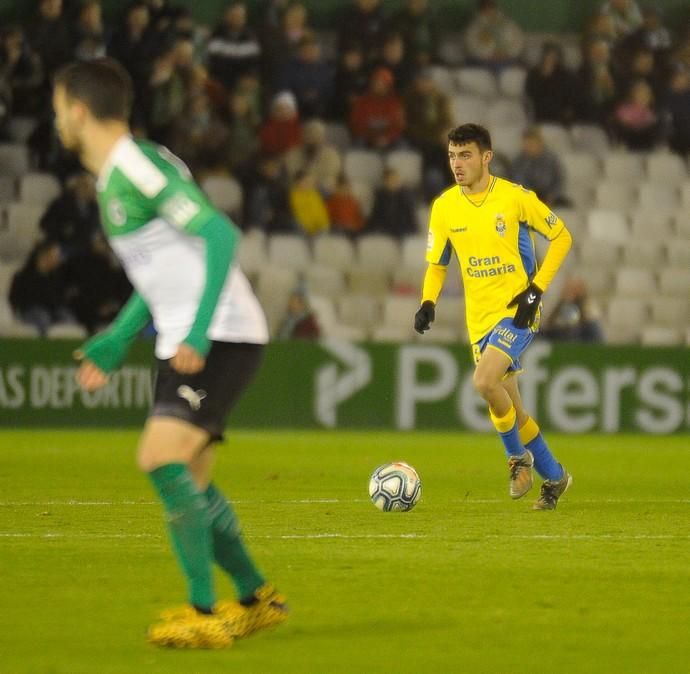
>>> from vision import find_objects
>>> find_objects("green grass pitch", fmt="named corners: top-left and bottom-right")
top-left (1, 430), bottom-right (688, 674)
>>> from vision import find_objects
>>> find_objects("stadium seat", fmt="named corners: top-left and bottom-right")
top-left (7, 116), bottom-right (38, 143)
top-left (554, 208), bottom-right (584, 236)
top-left (303, 264), bottom-right (346, 298)
top-left (391, 262), bottom-right (425, 289)
top-left (680, 182), bottom-right (690, 209)
top-left (629, 211), bottom-right (675, 238)
top-left (570, 124), bottom-right (609, 156)
top-left (490, 124), bottom-right (524, 160)
top-left (664, 239), bottom-right (690, 266)
top-left (313, 234), bottom-right (356, 270)
top-left (18, 172), bottom-right (61, 207)
top-left (324, 123), bottom-right (351, 152)
top-left (621, 239), bottom-right (665, 266)
top-left (256, 266), bottom-right (299, 305)
top-left (615, 268), bottom-right (656, 297)
top-left (651, 297), bottom-right (689, 329)
top-left (498, 66), bottom-right (527, 98)
top-left (539, 124), bottom-right (572, 155)
top-left (453, 67), bottom-right (497, 97)
top-left (382, 295), bottom-right (420, 328)
top-left (237, 228), bottom-right (266, 274)
top-left (433, 297), bottom-right (465, 331)
top-left (200, 175), bottom-right (243, 218)
top-left (356, 234), bottom-right (400, 272)
top-left (46, 323), bottom-right (88, 339)
top-left (637, 183), bottom-right (679, 211)
top-left (486, 100), bottom-right (528, 128)
top-left (371, 324), bottom-right (415, 343)
top-left (561, 152), bottom-right (601, 188)
top-left (0, 203), bottom-right (45, 262)
top-left (606, 297), bottom-right (650, 343)
top-left (428, 65), bottom-right (456, 93)
top-left (266, 233), bottom-right (311, 271)
top-left (400, 234), bottom-right (427, 267)
top-left (308, 295), bottom-right (338, 332)
top-left (350, 181), bottom-right (374, 217)
top-left (659, 268), bottom-right (690, 297)
top-left (347, 264), bottom-right (391, 296)
top-left (594, 181), bottom-right (636, 210)
top-left (415, 205), bottom-right (430, 233)
top-left (602, 152), bottom-right (644, 181)
top-left (576, 265), bottom-right (614, 297)
top-left (451, 94), bottom-right (487, 126)
top-left (385, 149), bottom-right (422, 189)
top-left (646, 152), bottom-right (687, 185)
top-left (566, 184), bottom-right (594, 210)
top-left (0, 175), bottom-right (15, 202)
top-left (673, 210), bottom-right (690, 237)
top-left (344, 150), bottom-right (384, 185)
top-left (337, 294), bottom-right (381, 330)
top-left (586, 209), bottom-right (628, 243)
top-left (438, 36), bottom-right (463, 66)
top-left (577, 238), bottom-right (621, 265)
top-left (0, 143), bottom-right (30, 177)
top-left (640, 326), bottom-right (682, 346)
top-left (414, 325), bottom-right (459, 344)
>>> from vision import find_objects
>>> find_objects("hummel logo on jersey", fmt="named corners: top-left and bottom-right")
top-left (450, 227), bottom-right (467, 233)
top-left (526, 293), bottom-right (537, 304)
top-left (177, 385), bottom-right (207, 410)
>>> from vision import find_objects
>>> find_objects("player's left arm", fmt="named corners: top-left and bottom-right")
top-left (508, 189), bottom-right (572, 328)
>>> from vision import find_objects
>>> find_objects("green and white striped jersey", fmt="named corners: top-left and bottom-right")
top-left (96, 135), bottom-right (267, 358)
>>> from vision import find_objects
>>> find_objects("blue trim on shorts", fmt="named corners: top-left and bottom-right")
top-left (472, 317), bottom-right (535, 373)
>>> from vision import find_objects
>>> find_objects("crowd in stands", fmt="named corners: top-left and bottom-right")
top-left (1, 0), bottom-right (689, 343)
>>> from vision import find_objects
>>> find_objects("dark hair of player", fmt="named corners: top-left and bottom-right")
top-left (447, 123), bottom-right (493, 152)
top-left (54, 58), bottom-right (133, 122)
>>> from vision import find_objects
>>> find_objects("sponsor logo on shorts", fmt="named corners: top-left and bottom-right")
top-left (177, 385), bottom-right (207, 411)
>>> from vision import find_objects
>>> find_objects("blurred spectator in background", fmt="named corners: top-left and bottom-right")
top-left (27, 0), bottom-right (72, 82)
top-left (613, 79), bottom-right (661, 150)
top-left (616, 46), bottom-right (658, 97)
top-left (620, 7), bottom-right (672, 59)
top-left (525, 42), bottom-right (577, 125)
top-left (542, 278), bottom-right (604, 343)
top-left (261, 2), bottom-right (311, 87)
top-left (63, 232), bottom-right (130, 334)
top-left (376, 33), bottom-right (413, 94)
top-left (403, 68), bottom-right (452, 199)
top-left (74, 0), bottom-right (108, 61)
top-left (511, 127), bottom-right (568, 207)
top-left (289, 169), bottom-right (330, 236)
top-left (601, 0), bottom-right (643, 41)
top-left (284, 119), bottom-right (341, 193)
top-left (244, 154), bottom-right (294, 232)
top-left (392, 0), bottom-right (439, 68)
top-left (338, 0), bottom-right (387, 65)
top-left (9, 241), bottom-right (73, 336)
top-left (350, 67), bottom-right (405, 150)
top-left (327, 174), bottom-right (365, 235)
top-left (207, 2), bottom-right (261, 91)
top-left (146, 41), bottom-right (188, 143)
top-left (665, 68), bottom-right (690, 156)
top-left (575, 38), bottom-right (617, 125)
top-left (0, 25), bottom-right (43, 120)
top-left (329, 43), bottom-right (368, 119)
top-left (39, 172), bottom-right (100, 259)
top-left (260, 90), bottom-right (303, 156)
top-left (279, 32), bottom-right (333, 118)
top-left (224, 90), bottom-right (261, 176)
top-left (277, 285), bottom-right (320, 339)
top-left (583, 12), bottom-right (617, 49)
top-left (367, 168), bottom-right (417, 237)
top-left (463, 0), bottom-right (524, 70)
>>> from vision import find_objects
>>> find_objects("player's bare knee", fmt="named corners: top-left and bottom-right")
top-left (472, 370), bottom-right (499, 400)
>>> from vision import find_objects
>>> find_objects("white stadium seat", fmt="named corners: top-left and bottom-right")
top-left (594, 181), bottom-right (636, 210)
top-left (498, 66), bottom-right (527, 98)
top-left (451, 94), bottom-right (488, 126)
top-left (561, 152), bottom-right (601, 188)
top-left (356, 234), bottom-right (400, 272)
top-left (428, 65), bottom-right (456, 93)
top-left (615, 268), bottom-right (656, 297)
top-left (200, 175), bottom-right (243, 217)
top-left (454, 67), bottom-right (497, 97)
top-left (602, 152), bottom-right (644, 181)
top-left (640, 326), bottom-right (682, 346)
top-left (629, 211), bottom-right (675, 238)
top-left (237, 229), bottom-right (266, 274)
top-left (486, 100), bottom-right (528, 128)
top-left (539, 124), bottom-right (572, 155)
top-left (18, 172), bottom-right (61, 207)
top-left (313, 234), bottom-right (355, 270)
top-left (266, 234), bottom-right (311, 271)
top-left (324, 123), bottom-right (351, 152)
top-left (385, 149), bottom-right (422, 189)
top-left (400, 234), bottom-right (427, 267)
top-left (659, 268), bottom-right (690, 297)
top-left (0, 143), bottom-right (30, 176)
top-left (344, 150), bottom-right (384, 185)
top-left (651, 297), bottom-right (689, 329)
top-left (347, 264), bottom-right (391, 296)
top-left (586, 209), bottom-right (628, 243)
top-left (349, 181), bottom-right (374, 218)
top-left (646, 152), bottom-right (687, 185)
top-left (337, 294), bottom-right (381, 330)
top-left (621, 239), bottom-right (665, 266)
top-left (570, 124), bottom-right (609, 156)
top-left (578, 238), bottom-right (621, 265)
top-left (303, 265), bottom-right (345, 298)
top-left (665, 240), bottom-right (690, 266)
top-left (637, 183), bottom-right (679, 211)
top-left (490, 124), bottom-right (524, 160)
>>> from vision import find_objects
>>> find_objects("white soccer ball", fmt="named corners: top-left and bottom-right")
top-left (368, 462), bottom-right (422, 512)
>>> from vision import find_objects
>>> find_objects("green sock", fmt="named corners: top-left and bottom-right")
top-left (148, 464), bottom-right (215, 610)
top-left (205, 482), bottom-right (265, 600)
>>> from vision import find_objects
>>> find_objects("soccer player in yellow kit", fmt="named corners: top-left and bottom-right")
top-left (414, 124), bottom-right (573, 509)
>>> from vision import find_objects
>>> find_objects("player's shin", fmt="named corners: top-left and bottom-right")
top-left (489, 405), bottom-right (524, 457)
top-left (205, 483), bottom-right (265, 601)
top-left (518, 417), bottom-right (564, 481)
top-left (148, 464), bottom-right (216, 611)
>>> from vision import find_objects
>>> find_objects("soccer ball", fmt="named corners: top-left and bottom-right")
top-left (368, 462), bottom-right (422, 512)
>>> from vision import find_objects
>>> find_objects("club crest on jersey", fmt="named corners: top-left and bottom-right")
top-left (545, 212), bottom-right (557, 227)
top-left (108, 198), bottom-right (126, 226)
top-left (495, 213), bottom-right (506, 237)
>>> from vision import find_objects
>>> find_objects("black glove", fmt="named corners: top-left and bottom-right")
top-left (414, 300), bottom-right (435, 334)
top-left (507, 283), bottom-right (542, 329)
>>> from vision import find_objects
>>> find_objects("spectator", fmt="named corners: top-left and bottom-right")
top-left (402, 68), bottom-right (453, 199)
top-left (260, 1), bottom-right (311, 86)
top-left (26, 0), bottom-right (73, 81)
top-left (206, 2), bottom-right (261, 90)
top-left (259, 90), bottom-right (303, 156)
top-left (665, 68), bottom-right (690, 156)
top-left (279, 32), bottom-right (333, 118)
top-left (0, 25), bottom-right (43, 118)
top-left (243, 154), bottom-right (294, 232)
top-left (338, 0), bottom-right (387, 65)
top-left (463, 0), bottom-right (524, 69)
top-left (63, 233), bottom-right (130, 334)
top-left (74, 0), bottom-right (107, 61)
top-left (39, 172), bottom-right (100, 259)
top-left (329, 43), bottom-right (368, 119)
top-left (601, 0), bottom-right (643, 40)
top-left (613, 79), bottom-right (661, 150)
top-left (289, 169), bottom-right (330, 236)
top-left (350, 67), bottom-right (405, 150)
top-left (327, 174), bottom-right (365, 235)
top-left (620, 7), bottom-right (672, 57)
top-left (225, 90), bottom-right (261, 176)
top-left (276, 286), bottom-right (320, 339)
top-left (583, 11), bottom-right (617, 50)
top-left (616, 46), bottom-right (658, 97)
top-left (574, 38), bottom-right (617, 124)
top-left (542, 278), bottom-right (604, 343)
top-left (9, 241), bottom-right (73, 336)
top-left (146, 42), bottom-right (188, 143)
top-left (525, 42), bottom-right (578, 125)
top-left (392, 0), bottom-right (440, 68)
top-left (377, 33), bottom-right (413, 94)
top-left (367, 168), bottom-right (417, 237)
top-left (284, 119), bottom-right (341, 194)
top-left (511, 127), bottom-right (568, 207)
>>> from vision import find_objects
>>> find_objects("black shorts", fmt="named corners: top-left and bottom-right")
top-left (150, 341), bottom-right (264, 442)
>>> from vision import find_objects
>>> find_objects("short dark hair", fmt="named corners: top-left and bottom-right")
top-left (448, 123), bottom-right (492, 152)
top-left (54, 58), bottom-right (133, 122)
